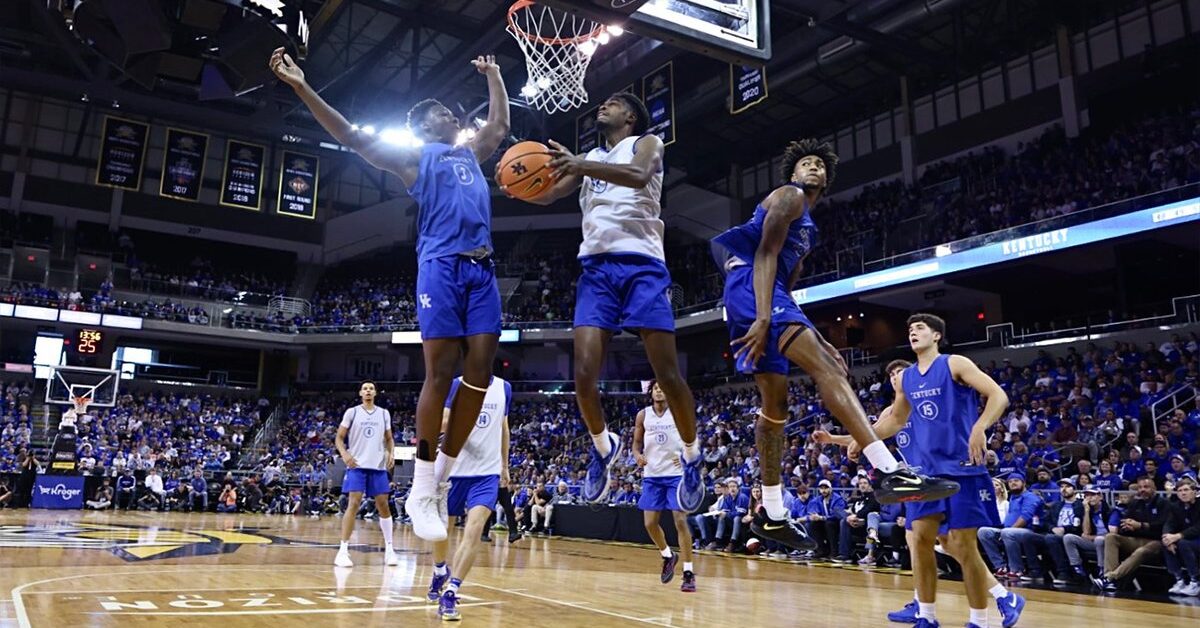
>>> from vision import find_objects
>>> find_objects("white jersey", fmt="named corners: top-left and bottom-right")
top-left (578, 135), bottom-right (665, 260)
top-left (447, 376), bottom-right (511, 478)
top-left (339, 404), bottom-right (391, 471)
top-left (642, 405), bottom-right (682, 478)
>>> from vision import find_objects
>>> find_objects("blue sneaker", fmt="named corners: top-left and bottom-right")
top-left (997, 591), bottom-right (1025, 628)
top-left (438, 590), bottom-right (461, 621)
top-left (676, 451), bottom-right (705, 513)
top-left (887, 599), bottom-right (919, 624)
top-left (428, 568), bottom-right (451, 603)
top-left (967, 624), bottom-right (985, 628)
top-left (914, 619), bottom-right (939, 628)
top-left (583, 434), bottom-right (621, 503)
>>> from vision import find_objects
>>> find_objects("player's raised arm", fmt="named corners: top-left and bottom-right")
top-left (269, 47), bottom-right (414, 175)
top-left (468, 55), bottom-right (510, 163)
top-left (547, 134), bottom-right (662, 190)
top-left (948, 354), bottom-right (1009, 464)
top-left (730, 185), bottom-right (804, 369)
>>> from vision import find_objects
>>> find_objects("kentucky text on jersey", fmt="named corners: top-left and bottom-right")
top-left (900, 355), bottom-right (984, 477)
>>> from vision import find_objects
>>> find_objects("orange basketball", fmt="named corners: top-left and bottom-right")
top-left (497, 140), bottom-right (553, 201)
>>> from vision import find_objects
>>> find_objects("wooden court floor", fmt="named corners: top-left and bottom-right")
top-left (0, 510), bottom-right (1197, 627)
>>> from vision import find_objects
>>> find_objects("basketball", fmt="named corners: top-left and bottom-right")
top-left (496, 141), bottom-right (553, 201)
top-left (745, 538), bottom-right (761, 554)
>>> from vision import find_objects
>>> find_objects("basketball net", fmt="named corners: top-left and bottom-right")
top-left (507, 1), bottom-right (607, 115)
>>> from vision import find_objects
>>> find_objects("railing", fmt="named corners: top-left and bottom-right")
top-left (241, 403), bottom-right (287, 467)
top-left (1150, 385), bottom-right (1197, 435)
top-left (123, 276), bottom-right (286, 307)
top-left (268, 295), bottom-right (311, 319)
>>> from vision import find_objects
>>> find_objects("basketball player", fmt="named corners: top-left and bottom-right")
top-left (710, 140), bottom-right (960, 552)
top-left (634, 380), bottom-right (696, 592)
top-left (334, 381), bottom-right (396, 568)
top-left (426, 375), bottom-right (512, 621)
top-left (816, 317), bottom-right (1026, 628)
top-left (525, 93), bottom-right (704, 511)
top-left (271, 50), bottom-right (510, 541)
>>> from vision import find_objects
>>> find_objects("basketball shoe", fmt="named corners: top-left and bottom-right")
top-left (583, 434), bottom-right (621, 503)
top-left (886, 599), bottom-right (918, 623)
top-left (873, 467), bottom-right (960, 504)
top-left (660, 551), bottom-right (679, 584)
top-left (680, 570), bottom-right (696, 592)
top-left (406, 487), bottom-right (447, 541)
top-left (428, 566), bottom-right (452, 602)
top-left (749, 510), bottom-right (816, 551)
top-left (997, 591), bottom-right (1025, 628)
top-left (438, 590), bottom-right (461, 621)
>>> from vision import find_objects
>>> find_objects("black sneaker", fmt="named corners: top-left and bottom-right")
top-left (749, 511), bottom-right (817, 552)
top-left (508, 529), bottom-right (524, 544)
top-left (660, 551), bottom-right (679, 584)
top-left (873, 467), bottom-right (961, 504)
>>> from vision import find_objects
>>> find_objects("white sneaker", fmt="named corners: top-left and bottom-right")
top-left (334, 548), bottom-right (354, 567)
top-left (405, 490), bottom-right (447, 541)
top-left (1169, 578), bottom-right (1187, 595)
top-left (1182, 581), bottom-right (1200, 597)
top-left (384, 546), bottom-right (399, 566)
top-left (436, 482), bottom-right (451, 529)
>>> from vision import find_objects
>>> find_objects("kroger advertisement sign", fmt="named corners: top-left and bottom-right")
top-left (32, 475), bottom-right (85, 509)
top-left (793, 197), bottom-right (1200, 306)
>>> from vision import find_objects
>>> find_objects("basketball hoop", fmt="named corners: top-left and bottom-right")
top-left (507, 1), bottom-right (611, 114)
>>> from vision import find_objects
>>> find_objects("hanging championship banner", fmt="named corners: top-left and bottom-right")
top-left (159, 128), bottom-right (209, 201)
top-left (95, 115), bottom-right (148, 190)
top-left (276, 150), bottom-right (319, 220)
top-left (641, 61), bottom-right (675, 146)
top-left (576, 103), bottom-right (601, 154)
top-left (730, 65), bottom-right (768, 114)
top-left (219, 139), bottom-right (266, 210)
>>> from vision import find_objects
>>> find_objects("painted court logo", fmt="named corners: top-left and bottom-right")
top-left (0, 523), bottom-right (282, 561)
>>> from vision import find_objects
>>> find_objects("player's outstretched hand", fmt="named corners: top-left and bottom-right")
top-left (342, 453), bottom-right (359, 469)
top-left (731, 319), bottom-right (770, 371)
top-left (472, 54), bottom-right (500, 74)
top-left (546, 139), bottom-right (585, 177)
top-left (847, 439), bottom-right (862, 462)
top-left (269, 47), bottom-right (305, 88)
top-left (811, 430), bottom-right (834, 445)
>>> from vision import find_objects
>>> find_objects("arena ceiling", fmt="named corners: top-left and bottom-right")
top-left (1, 0), bottom-right (1141, 192)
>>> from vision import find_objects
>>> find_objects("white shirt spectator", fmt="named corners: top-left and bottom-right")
top-left (144, 473), bottom-right (164, 496)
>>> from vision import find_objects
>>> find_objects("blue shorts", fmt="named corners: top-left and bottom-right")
top-left (903, 474), bottom-right (1000, 531)
top-left (446, 475), bottom-right (500, 517)
top-left (416, 255), bottom-right (502, 340)
top-left (722, 264), bottom-right (814, 375)
top-left (574, 253), bottom-right (675, 333)
top-left (342, 468), bottom-right (391, 498)
top-left (638, 476), bottom-right (682, 512)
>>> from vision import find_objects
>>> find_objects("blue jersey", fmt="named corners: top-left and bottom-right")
top-left (901, 354), bottom-right (985, 477)
top-left (409, 143), bottom-right (492, 263)
top-left (712, 183), bottom-right (817, 283)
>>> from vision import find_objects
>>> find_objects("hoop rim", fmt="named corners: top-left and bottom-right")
top-left (507, 0), bottom-right (605, 46)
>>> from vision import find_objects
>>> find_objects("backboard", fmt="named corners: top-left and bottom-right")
top-left (541, 0), bottom-right (771, 65)
top-left (45, 365), bottom-right (120, 408)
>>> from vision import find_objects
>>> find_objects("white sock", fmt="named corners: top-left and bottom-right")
top-left (339, 540), bottom-right (349, 553)
top-left (989, 583), bottom-right (1008, 599)
top-left (660, 547), bottom-right (673, 558)
top-left (433, 454), bottom-right (457, 484)
top-left (413, 459), bottom-right (435, 496)
top-left (762, 484), bottom-right (787, 520)
top-left (434, 561), bottom-right (448, 576)
top-left (682, 439), bottom-right (701, 463)
top-left (862, 440), bottom-right (901, 473)
top-left (917, 602), bottom-right (936, 622)
top-left (591, 429), bottom-right (613, 457)
top-left (969, 608), bottom-right (987, 626)
top-left (379, 516), bottom-right (393, 548)
top-left (683, 562), bottom-right (693, 573)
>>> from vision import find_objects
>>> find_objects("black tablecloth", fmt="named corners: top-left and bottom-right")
top-left (553, 504), bottom-right (683, 545)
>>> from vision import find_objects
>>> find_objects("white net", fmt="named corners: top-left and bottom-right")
top-left (506, 1), bottom-right (605, 115)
